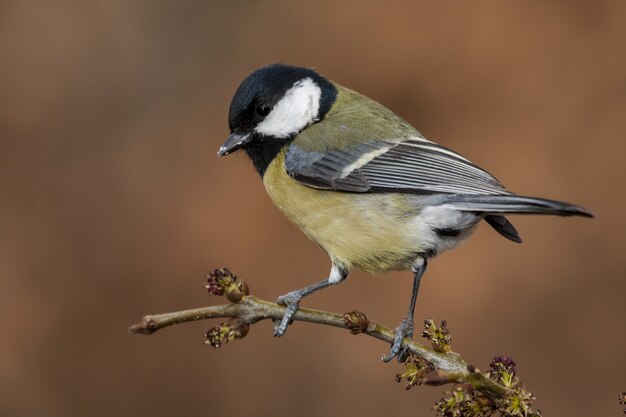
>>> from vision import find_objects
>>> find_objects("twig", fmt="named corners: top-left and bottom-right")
top-left (129, 296), bottom-right (506, 398)
top-left (130, 269), bottom-right (542, 416)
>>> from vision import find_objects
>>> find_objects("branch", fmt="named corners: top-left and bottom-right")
top-left (129, 268), bottom-right (541, 416)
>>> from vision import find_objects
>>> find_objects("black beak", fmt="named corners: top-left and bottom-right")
top-left (217, 132), bottom-right (251, 157)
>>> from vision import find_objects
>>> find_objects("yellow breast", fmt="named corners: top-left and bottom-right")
top-left (263, 150), bottom-right (428, 272)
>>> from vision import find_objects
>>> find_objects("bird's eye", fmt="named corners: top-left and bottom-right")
top-left (255, 104), bottom-right (271, 117)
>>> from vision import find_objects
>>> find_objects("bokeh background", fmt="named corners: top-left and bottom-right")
top-left (1, 1), bottom-right (624, 416)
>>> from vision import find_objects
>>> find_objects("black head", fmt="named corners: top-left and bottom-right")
top-left (218, 64), bottom-right (337, 176)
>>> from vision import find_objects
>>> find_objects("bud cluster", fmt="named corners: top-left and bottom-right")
top-left (434, 356), bottom-right (541, 417)
top-left (395, 353), bottom-right (435, 390)
top-left (343, 310), bottom-right (371, 334)
top-left (205, 268), bottom-right (249, 302)
top-left (205, 318), bottom-right (250, 348)
top-left (434, 386), bottom-right (492, 417)
top-left (421, 319), bottom-right (452, 353)
top-left (489, 357), bottom-right (517, 388)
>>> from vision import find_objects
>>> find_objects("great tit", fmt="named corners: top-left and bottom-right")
top-left (218, 64), bottom-right (592, 361)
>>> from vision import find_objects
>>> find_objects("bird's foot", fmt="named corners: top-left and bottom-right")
top-left (382, 316), bottom-right (414, 363)
top-left (273, 292), bottom-right (301, 337)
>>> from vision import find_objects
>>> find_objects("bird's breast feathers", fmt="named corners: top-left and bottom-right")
top-left (263, 149), bottom-right (477, 272)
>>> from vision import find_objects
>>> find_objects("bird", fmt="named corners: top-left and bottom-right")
top-left (217, 63), bottom-right (593, 362)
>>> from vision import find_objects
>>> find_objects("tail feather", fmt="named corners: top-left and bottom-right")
top-left (445, 194), bottom-right (594, 218)
top-left (485, 215), bottom-right (522, 243)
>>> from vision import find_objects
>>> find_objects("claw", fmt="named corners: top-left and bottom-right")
top-left (382, 316), bottom-right (414, 363)
top-left (271, 268), bottom-right (349, 337)
top-left (273, 292), bottom-right (301, 337)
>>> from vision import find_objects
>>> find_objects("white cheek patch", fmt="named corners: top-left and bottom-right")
top-left (255, 78), bottom-right (322, 138)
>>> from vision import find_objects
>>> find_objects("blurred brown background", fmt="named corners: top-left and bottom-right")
top-left (1, 1), bottom-right (624, 416)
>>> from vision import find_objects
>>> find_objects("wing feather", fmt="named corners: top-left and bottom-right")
top-left (285, 137), bottom-right (509, 195)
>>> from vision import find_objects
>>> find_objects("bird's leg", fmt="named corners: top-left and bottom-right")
top-left (273, 263), bottom-right (348, 337)
top-left (383, 258), bottom-right (428, 363)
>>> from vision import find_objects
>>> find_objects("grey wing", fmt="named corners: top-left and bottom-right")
top-left (284, 137), bottom-right (511, 195)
